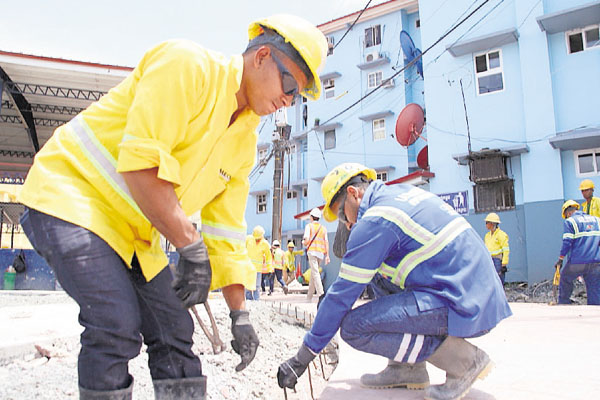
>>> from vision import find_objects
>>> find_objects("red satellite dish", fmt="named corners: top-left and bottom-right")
top-left (395, 103), bottom-right (425, 147)
top-left (417, 145), bottom-right (429, 170)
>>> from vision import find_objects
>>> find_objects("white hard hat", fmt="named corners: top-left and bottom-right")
top-left (272, 240), bottom-right (281, 247)
top-left (310, 207), bottom-right (322, 219)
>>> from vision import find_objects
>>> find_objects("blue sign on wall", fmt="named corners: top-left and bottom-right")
top-left (437, 191), bottom-right (468, 215)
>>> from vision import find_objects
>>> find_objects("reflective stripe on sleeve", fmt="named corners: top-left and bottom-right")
top-left (339, 262), bottom-right (376, 284)
top-left (69, 116), bottom-right (148, 222)
top-left (201, 219), bottom-right (246, 244)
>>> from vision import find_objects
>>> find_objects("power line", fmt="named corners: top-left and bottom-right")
top-left (333, 0), bottom-right (374, 50)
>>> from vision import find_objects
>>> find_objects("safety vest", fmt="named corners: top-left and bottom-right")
top-left (273, 248), bottom-right (285, 270)
top-left (307, 222), bottom-right (327, 254)
top-left (18, 40), bottom-right (260, 290)
top-left (581, 197), bottom-right (600, 218)
top-left (484, 228), bottom-right (510, 265)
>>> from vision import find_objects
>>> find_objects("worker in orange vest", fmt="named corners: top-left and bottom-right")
top-left (302, 208), bottom-right (330, 301)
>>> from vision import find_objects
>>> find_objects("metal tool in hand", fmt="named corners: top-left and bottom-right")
top-left (191, 302), bottom-right (226, 354)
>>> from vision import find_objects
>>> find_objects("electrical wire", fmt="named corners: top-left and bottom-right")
top-left (333, 0), bottom-right (374, 50)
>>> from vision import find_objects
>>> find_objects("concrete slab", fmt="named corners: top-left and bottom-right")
top-left (319, 303), bottom-right (600, 400)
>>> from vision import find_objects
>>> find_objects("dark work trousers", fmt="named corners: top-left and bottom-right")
top-left (261, 272), bottom-right (274, 293)
top-left (20, 208), bottom-right (202, 391)
top-left (492, 257), bottom-right (506, 285)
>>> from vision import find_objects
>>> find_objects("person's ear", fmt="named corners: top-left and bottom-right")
top-left (254, 46), bottom-right (271, 67)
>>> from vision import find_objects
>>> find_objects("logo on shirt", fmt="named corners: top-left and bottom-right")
top-left (219, 168), bottom-right (231, 182)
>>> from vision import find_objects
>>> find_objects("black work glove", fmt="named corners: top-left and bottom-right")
top-left (277, 344), bottom-right (316, 389)
top-left (555, 258), bottom-right (563, 269)
top-left (500, 265), bottom-right (508, 273)
top-left (172, 237), bottom-right (212, 308)
top-left (230, 310), bottom-right (259, 372)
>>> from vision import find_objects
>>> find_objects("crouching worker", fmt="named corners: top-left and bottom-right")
top-left (18, 13), bottom-right (327, 400)
top-left (277, 163), bottom-right (512, 400)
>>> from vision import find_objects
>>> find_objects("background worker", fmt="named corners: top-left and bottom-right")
top-left (483, 213), bottom-right (510, 284)
top-left (271, 240), bottom-right (288, 294)
top-left (245, 225), bottom-right (272, 301)
top-left (556, 200), bottom-right (600, 305)
top-left (18, 14), bottom-right (327, 399)
top-left (579, 179), bottom-right (600, 217)
top-left (277, 163), bottom-right (511, 400)
top-left (284, 241), bottom-right (297, 284)
top-left (302, 207), bottom-right (330, 301)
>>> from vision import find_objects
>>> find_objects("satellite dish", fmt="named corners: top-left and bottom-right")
top-left (417, 145), bottom-right (429, 169)
top-left (399, 30), bottom-right (424, 78)
top-left (395, 103), bottom-right (425, 147)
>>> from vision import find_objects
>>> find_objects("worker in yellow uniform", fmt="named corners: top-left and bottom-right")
top-left (245, 225), bottom-right (272, 301)
top-left (284, 241), bottom-right (300, 284)
top-left (271, 240), bottom-right (288, 294)
top-left (484, 213), bottom-right (509, 284)
top-left (17, 14), bottom-right (327, 400)
top-left (580, 179), bottom-right (600, 217)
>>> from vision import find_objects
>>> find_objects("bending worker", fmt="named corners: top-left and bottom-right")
top-left (302, 207), bottom-right (330, 301)
top-left (579, 179), bottom-right (600, 217)
top-left (278, 163), bottom-right (511, 400)
top-left (245, 225), bottom-right (272, 300)
top-left (18, 14), bottom-right (327, 400)
top-left (272, 240), bottom-right (289, 294)
top-left (483, 213), bottom-right (509, 284)
top-left (284, 241), bottom-right (298, 284)
top-left (556, 200), bottom-right (600, 305)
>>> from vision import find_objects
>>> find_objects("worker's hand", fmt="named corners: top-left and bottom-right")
top-left (325, 255), bottom-right (330, 264)
top-left (555, 258), bottom-right (563, 269)
top-left (501, 265), bottom-right (508, 273)
top-left (172, 237), bottom-right (212, 308)
top-left (230, 310), bottom-right (259, 372)
top-left (277, 344), bottom-right (316, 388)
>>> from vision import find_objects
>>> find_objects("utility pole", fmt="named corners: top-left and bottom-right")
top-left (271, 109), bottom-right (291, 243)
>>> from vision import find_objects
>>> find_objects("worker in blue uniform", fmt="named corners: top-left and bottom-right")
top-left (277, 163), bottom-right (512, 400)
top-left (556, 200), bottom-right (600, 305)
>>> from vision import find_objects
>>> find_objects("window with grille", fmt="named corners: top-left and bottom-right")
top-left (324, 129), bottom-right (336, 150)
top-left (567, 25), bottom-right (600, 54)
top-left (286, 190), bottom-right (298, 199)
top-left (302, 187), bottom-right (308, 197)
top-left (376, 171), bottom-right (388, 181)
top-left (327, 35), bottom-right (335, 56)
top-left (365, 25), bottom-right (382, 48)
top-left (368, 71), bottom-right (383, 88)
top-left (574, 148), bottom-right (600, 176)
top-left (256, 193), bottom-right (267, 214)
top-left (257, 147), bottom-right (269, 164)
top-left (474, 49), bottom-right (504, 95)
top-left (372, 118), bottom-right (386, 141)
top-left (474, 180), bottom-right (515, 212)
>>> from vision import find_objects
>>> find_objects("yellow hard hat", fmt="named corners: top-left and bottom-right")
top-left (484, 212), bottom-right (501, 224)
top-left (252, 225), bottom-right (265, 239)
top-left (579, 179), bottom-right (595, 190)
top-left (561, 200), bottom-right (580, 219)
top-left (287, 241), bottom-right (295, 248)
top-left (248, 14), bottom-right (328, 100)
top-left (321, 163), bottom-right (377, 222)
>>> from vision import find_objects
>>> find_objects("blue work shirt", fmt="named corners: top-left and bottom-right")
top-left (560, 210), bottom-right (600, 264)
top-left (304, 181), bottom-right (512, 354)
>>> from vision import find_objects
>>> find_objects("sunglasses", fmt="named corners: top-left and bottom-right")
top-left (271, 53), bottom-right (300, 97)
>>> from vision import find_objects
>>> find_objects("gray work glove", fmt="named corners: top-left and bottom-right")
top-left (277, 344), bottom-right (316, 389)
top-left (230, 310), bottom-right (259, 372)
top-left (172, 237), bottom-right (212, 308)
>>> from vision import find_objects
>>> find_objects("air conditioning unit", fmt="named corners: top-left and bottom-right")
top-left (365, 52), bottom-right (381, 63)
top-left (382, 78), bottom-right (395, 88)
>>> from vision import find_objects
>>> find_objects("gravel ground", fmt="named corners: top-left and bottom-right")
top-left (504, 279), bottom-right (588, 304)
top-left (0, 293), bottom-right (337, 400)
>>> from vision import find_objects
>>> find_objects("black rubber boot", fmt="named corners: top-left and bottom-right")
top-left (153, 376), bottom-right (207, 400)
top-left (424, 337), bottom-right (494, 400)
top-left (79, 378), bottom-right (133, 400)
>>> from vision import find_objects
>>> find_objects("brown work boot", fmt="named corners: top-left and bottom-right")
top-left (360, 360), bottom-right (429, 390)
top-left (424, 337), bottom-right (493, 400)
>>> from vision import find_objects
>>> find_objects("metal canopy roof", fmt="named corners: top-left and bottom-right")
top-left (0, 50), bottom-right (131, 183)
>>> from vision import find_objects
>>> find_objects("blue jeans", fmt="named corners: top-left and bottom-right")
top-left (247, 272), bottom-right (261, 300)
top-left (559, 262), bottom-right (600, 305)
top-left (340, 274), bottom-right (447, 363)
top-left (261, 272), bottom-right (274, 293)
top-left (492, 258), bottom-right (506, 285)
top-left (274, 269), bottom-right (286, 288)
top-left (21, 208), bottom-right (202, 390)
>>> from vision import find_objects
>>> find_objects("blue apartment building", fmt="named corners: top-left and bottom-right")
top-left (244, 0), bottom-right (600, 287)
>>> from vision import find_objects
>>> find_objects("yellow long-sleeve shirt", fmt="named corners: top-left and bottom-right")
top-left (581, 197), bottom-right (600, 218)
top-left (18, 40), bottom-right (259, 290)
top-left (484, 228), bottom-right (510, 266)
top-left (246, 236), bottom-right (272, 274)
